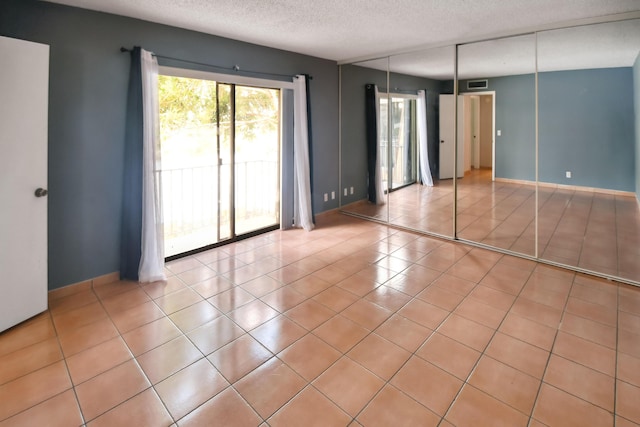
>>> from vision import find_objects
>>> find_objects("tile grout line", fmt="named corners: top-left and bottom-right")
top-left (160, 269), bottom-right (271, 425)
top-left (81, 230), bottom-right (466, 424)
top-left (527, 275), bottom-right (635, 424)
top-left (272, 229), bottom-right (425, 422)
top-left (55, 281), bottom-right (146, 425)
top-left (109, 253), bottom-right (295, 425)
top-left (614, 194), bottom-right (621, 285)
top-left (535, 185), bottom-right (565, 263)
top-left (501, 185), bottom-right (537, 254)
top-left (259, 232), bottom-right (420, 424)
top-left (81, 263), bottom-right (259, 424)
top-left (2, 214), bottom-right (637, 425)
top-left (351, 171), bottom-right (639, 282)
top-left (302, 244), bottom-right (453, 424)
top-left (613, 283), bottom-right (620, 427)
top-left (524, 270), bottom-right (580, 427)
top-left (89, 277), bottom-right (177, 425)
top-left (53, 299), bottom-right (89, 427)
top-left (163, 226), bottom-right (402, 425)
top-left (141, 278), bottom-right (209, 427)
top-left (235, 231), bottom-right (442, 424)
top-left (342, 247), bottom-right (514, 424)
top-left (329, 271), bottom-right (450, 423)
top-left (439, 254), bottom-right (538, 426)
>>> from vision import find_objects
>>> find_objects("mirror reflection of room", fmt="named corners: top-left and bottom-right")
top-left (536, 20), bottom-right (640, 282)
top-left (340, 18), bottom-right (640, 285)
top-left (340, 58), bottom-right (391, 223)
top-left (455, 34), bottom-right (537, 256)
top-left (340, 47), bottom-right (456, 237)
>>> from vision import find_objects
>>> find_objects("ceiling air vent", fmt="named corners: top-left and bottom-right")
top-left (467, 79), bottom-right (488, 90)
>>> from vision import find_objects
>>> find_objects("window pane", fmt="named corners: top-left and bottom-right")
top-left (234, 86), bottom-right (280, 235)
top-left (158, 75), bottom-right (220, 257)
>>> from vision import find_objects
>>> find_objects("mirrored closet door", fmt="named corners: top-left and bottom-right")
top-left (386, 46), bottom-right (455, 237)
top-left (455, 34), bottom-right (537, 257)
top-left (537, 19), bottom-right (640, 283)
top-left (340, 58), bottom-right (390, 223)
top-left (339, 18), bottom-right (640, 286)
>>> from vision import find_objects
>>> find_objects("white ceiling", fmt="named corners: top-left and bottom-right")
top-left (45, 0), bottom-right (640, 65)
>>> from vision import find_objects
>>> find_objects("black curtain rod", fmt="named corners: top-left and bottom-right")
top-left (120, 47), bottom-right (312, 80)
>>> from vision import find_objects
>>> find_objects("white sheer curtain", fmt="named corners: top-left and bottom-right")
top-left (292, 75), bottom-right (314, 231)
top-left (138, 49), bottom-right (166, 282)
top-left (417, 90), bottom-right (433, 186)
top-left (375, 86), bottom-right (386, 204)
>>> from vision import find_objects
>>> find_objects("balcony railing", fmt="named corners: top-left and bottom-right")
top-left (158, 160), bottom-right (279, 256)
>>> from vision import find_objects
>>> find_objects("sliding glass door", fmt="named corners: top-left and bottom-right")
top-left (159, 75), bottom-right (280, 257)
top-left (234, 85), bottom-right (280, 235)
top-left (380, 95), bottom-right (417, 192)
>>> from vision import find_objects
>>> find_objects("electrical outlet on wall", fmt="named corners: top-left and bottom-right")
top-left (350, 187), bottom-right (354, 194)
top-left (331, 191), bottom-right (335, 200)
top-left (566, 171), bottom-right (572, 178)
top-left (323, 193), bottom-right (328, 202)
top-left (344, 188), bottom-right (348, 196)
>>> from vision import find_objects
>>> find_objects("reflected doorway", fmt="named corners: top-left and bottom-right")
top-left (459, 92), bottom-right (495, 178)
top-left (455, 91), bottom-right (537, 255)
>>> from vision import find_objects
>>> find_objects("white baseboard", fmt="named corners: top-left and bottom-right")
top-left (494, 177), bottom-right (636, 197)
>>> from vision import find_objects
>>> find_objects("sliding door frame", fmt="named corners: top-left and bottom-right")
top-left (159, 66), bottom-right (294, 260)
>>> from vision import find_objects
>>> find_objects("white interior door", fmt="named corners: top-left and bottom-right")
top-left (440, 94), bottom-right (465, 179)
top-left (0, 36), bottom-right (49, 332)
top-left (439, 94), bottom-right (454, 179)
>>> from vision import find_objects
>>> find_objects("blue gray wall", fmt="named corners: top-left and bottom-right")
top-left (463, 75), bottom-right (536, 181)
top-left (464, 68), bottom-right (635, 192)
top-left (340, 65), bottom-right (448, 205)
top-left (0, 0), bottom-right (339, 289)
top-left (634, 53), bottom-right (640, 202)
top-left (539, 67), bottom-right (635, 191)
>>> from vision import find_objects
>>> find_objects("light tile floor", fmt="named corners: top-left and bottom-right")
top-left (1, 212), bottom-right (640, 426)
top-left (343, 169), bottom-right (640, 283)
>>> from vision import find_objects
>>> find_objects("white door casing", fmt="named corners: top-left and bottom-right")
top-left (0, 36), bottom-right (49, 332)
top-left (463, 96), bottom-right (472, 172)
top-left (472, 96), bottom-right (481, 170)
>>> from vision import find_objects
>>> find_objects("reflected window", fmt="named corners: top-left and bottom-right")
top-left (380, 95), bottom-right (418, 191)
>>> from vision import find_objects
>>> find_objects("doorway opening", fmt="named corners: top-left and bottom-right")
top-left (459, 91), bottom-right (495, 180)
top-left (158, 74), bottom-right (281, 257)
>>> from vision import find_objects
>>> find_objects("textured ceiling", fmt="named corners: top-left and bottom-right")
top-left (45, 0), bottom-right (640, 63)
top-left (354, 19), bottom-right (640, 79)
